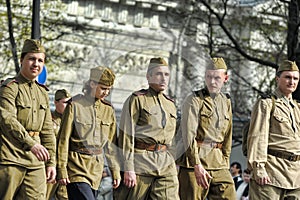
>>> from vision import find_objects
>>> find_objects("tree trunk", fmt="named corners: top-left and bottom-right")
top-left (6, 0), bottom-right (20, 74)
top-left (288, 0), bottom-right (300, 100)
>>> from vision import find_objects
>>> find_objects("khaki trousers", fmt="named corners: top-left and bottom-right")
top-left (46, 182), bottom-right (68, 200)
top-left (178, 167), bottom-right (236, 200)
top-left (114, 174), bottom-right (179, 200)
top-left (250, 179), bottom-right (300, 200)
top-left (0, 164), bottom-right (46, 200)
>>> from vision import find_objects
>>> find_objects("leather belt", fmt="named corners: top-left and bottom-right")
top-left (135, 141), bottom-right (168, 151)
top-left (28, 131), bottom-right (39, 137)
top-left (72, 148), bottom-right (102, 155)
top-left (268, 148), bottom-right (300, 162)
top-left (197, 140), bottom-right (223, 148)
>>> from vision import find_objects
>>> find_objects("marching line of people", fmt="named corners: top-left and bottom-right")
top-left (1, 38), bottom-right (300, 200)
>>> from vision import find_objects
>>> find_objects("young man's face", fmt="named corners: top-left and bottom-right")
top-left (90, 82), bottom-right (112, 100)
top-left (205, 69), bottom-right (229, 94)
top-left (230, 164), bottom-right (240, 176)
top-left (276, 71), bottom-right (299, 97)
top-left (20, 52), bottom-right (45, 80)
top-left (147, 66), bottom-right (170, 92)
top-left (55, 97), bottom-right (71, 114)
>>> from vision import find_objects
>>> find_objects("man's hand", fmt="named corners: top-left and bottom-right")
top-left (255, 176), bottom-right (271, 185)
top-left (46, 166), bottom-right (56, 184)
top-left (194, 164), bottom-right (212, 189)
top-left (113, 179), bottom-right (121, 189)
top-left (31, 144), bottom-right (50, 161)
top-left (124, 171), bottom-right (136, 188)
top-left (58, 178), bottom-right (71, 185)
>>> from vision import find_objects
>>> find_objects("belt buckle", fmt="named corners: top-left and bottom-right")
top-left (288, 154), bottom-right (297, 161)
top-left (210, 142), bottom-right (216, 148)
top-left (155, 144), bottom-right (161, 151)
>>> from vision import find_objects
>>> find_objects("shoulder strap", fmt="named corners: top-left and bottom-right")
top-left (193, 89), bottom-right (204, 110)
top-left (271, 96), bottom-right (276, 116)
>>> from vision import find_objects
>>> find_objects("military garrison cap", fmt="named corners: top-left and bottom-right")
top-left (55, 89), bottom-right (71, 101)
top-left (277, 60), bottom-right (299, 73)
top-left (89, 66), bottom-right (115, 86)
top-left (207, 57), bottom-right (227, 70)
top-left (22, 39), bottom-right (45, 54)
top-left (147, 57), bottom-right (168, 72)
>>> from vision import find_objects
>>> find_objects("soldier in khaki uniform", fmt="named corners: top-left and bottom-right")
top-left (247, 60), bottom-right (300, 199)
top-left (57, 66), bottom-right (121, 200)
top-left (46, 89), bottom-right (71, 200)
top-left (115, 57), bottom-right (179, 200)
top-left (0, 39), bottom-right (56, 199)
top-left (177, 57), bottom-right (236, 199)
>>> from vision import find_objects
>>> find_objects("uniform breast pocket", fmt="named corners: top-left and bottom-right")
top-left (100, 120), bottom-right (111, 136)
top-left (200, 110), bottom-right (213, 128)
top-left (39, 104), bottom-right (48, 120)
top-left (272, 113), bottom-right (291, 135)
top-left (74, 117), bottom-right (93, 138)
top-left (16, 101), bottom-right (31, 124)
top-left (221, 113), bottom-right (230, 130)
top-left (137, 107), bottom-right (159, 126)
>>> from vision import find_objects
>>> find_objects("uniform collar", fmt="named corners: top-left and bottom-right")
top-left (84, 94), bottom-right (101, 104)
top-left (203, 87), bottom-right (222, 99)
top-left (53, 110), bottom-right (63, 118)
top-left (15, 72), bottom-right (35, 84)
top-left (274, 88), bottom-right (294, 105)
top-left (149, 87), bottom-right (163, 97)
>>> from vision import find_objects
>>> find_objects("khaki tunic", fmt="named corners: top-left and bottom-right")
top-left (0, 73), bottom-right (56, 168)
top-left (57, 94), bottom-right (120, 190)
top-left (177, 88), bottom-right (232, 169)
top-left (52, 110), bottom-right (63, 138)
top-left (247, 88), bottom-right (300, 189)
top-left (118, 87), bottom-right (178, 176)
top-left (46, 110), bottom-right (68, 200)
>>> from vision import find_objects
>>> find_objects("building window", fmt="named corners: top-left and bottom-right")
top-left (149, 13), bottom-right (159, 29)
top-left (118, 6), bottom-right (128, 24)
top-left (85, 1), bottom-right (95, 17)
top-left (102, 6), bottom-right (112, 21)
top-left (134, 10), bottom-right (143, 27)
top-left (67, 0), bottom-right (78, 15)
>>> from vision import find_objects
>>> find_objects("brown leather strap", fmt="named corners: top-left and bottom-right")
top-left (268, 148), bottom-right (300, 162)
top-left (135, 141), bottom-right (168, 151)
top-left (72, 148), bottom-right (102, 155)
top-left (197, 140), bottom-right (223, 148)
top-left (28, 131), bottom-right (39, 137)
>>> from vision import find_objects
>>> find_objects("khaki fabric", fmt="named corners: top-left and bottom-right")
top-left (115, 174), bottom-right (179, 200)
top-left (177, 88), bottom-right (232, 169)
top-left (51, 110), bottom-right (63, 137)
top-left (277, 60), bottom-right (299, 73)
top-left (176, 87), bottom-right (233, 199)
top-left (0, 165), bottom-right (46, 200)
top-left (118, 87), bottom-right (178, 176)
top-left (21, 38), bottom-right (45, 54)
top-left (117, 87), bottom-right (179, 199)
top-left (57, 94), bottom-right (120, 190)
top-left (247, 88), bottom-right (300, 189)
top-left (179, 168), bottom-right (235, 200)
top-left (46, 182), bottom-right (68, 200)
top-left (46, 110), bottom-right (68, 200)
top-left (249, 180), bottom-right (300, 200)
top-left (0, 73), bottom-right (56, 168)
